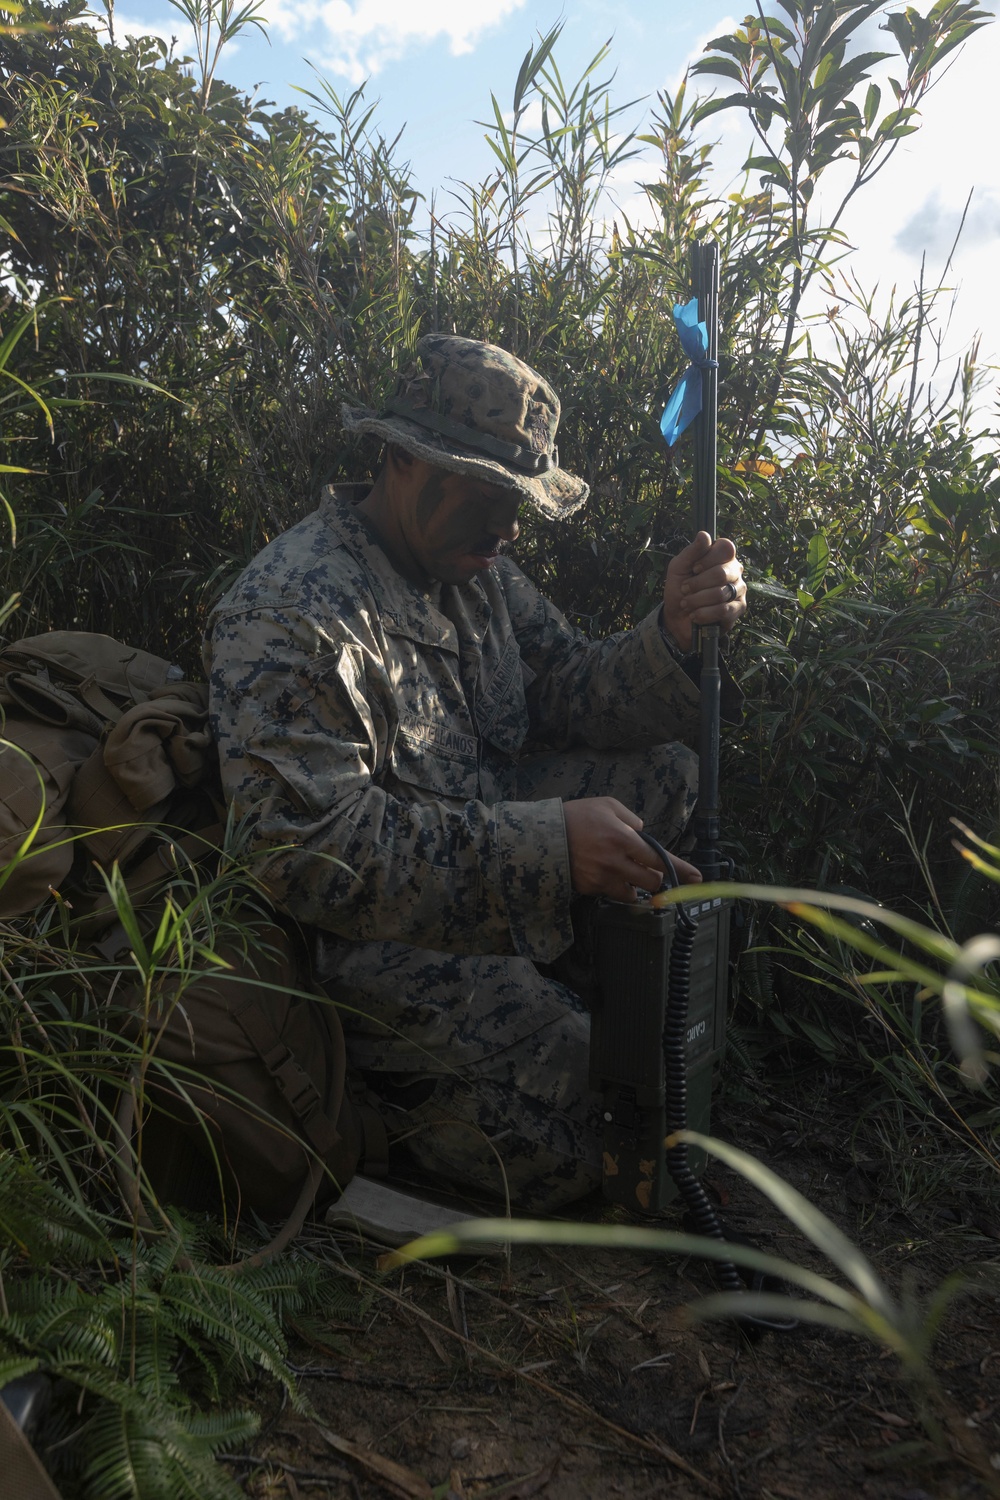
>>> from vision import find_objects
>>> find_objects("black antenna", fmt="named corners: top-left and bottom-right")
top-left (690, 241), bottom-right (723, 880)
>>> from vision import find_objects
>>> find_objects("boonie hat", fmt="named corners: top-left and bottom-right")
top-left (341, 334), bottom-right (589, 519)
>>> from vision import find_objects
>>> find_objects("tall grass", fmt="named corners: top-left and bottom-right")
top-left (0, 817), bottom-right (374, 1497)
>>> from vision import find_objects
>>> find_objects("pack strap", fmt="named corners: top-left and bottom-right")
top-left (74, 673), bottom-right (126, 725)
top-left (113, 1074), bottom-right (327, 1275)
top-left (231, 997), bottom-right (340, 1158)
top-left (1, 671), bottom-right (105, 737)
top-left (76, 823), bottom-right (226, 948)
top-left (231, 988), bottom-right (389, 1179)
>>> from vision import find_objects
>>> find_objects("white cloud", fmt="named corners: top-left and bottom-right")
top-left (260, 0), bottom-right (527, 84)
top-left (837, 18), bottom-right (1000, 364)
top-left (896, 190), bottom-right (1000, 259)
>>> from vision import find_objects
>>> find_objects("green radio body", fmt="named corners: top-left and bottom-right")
top-left (589, 895), bottom-right (731, 1213)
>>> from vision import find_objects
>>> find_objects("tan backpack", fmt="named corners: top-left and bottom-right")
top-left (0, 631), bottom-right (217, 919)
top-left (0, 632), bottom-right (386, 1242)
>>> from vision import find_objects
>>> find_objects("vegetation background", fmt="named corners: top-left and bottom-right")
top-left (0, 0), bottom-right (998, 1494)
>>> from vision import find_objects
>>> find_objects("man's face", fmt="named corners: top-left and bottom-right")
top-left (398, 460), bottom-right (522, 585)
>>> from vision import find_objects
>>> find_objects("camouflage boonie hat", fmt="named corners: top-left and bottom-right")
top-left (341, 335), bottom-right (589, 519)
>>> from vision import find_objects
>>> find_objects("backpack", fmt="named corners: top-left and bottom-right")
top-left (0, 631), bottom-right (386, 1242)
top-left (0, 630), bottom-right (218, 920)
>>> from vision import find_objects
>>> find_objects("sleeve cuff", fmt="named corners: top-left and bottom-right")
top-left (657, 612), bottom-right (687, 660)
top-left (637, 609), bottom-right (702, 716)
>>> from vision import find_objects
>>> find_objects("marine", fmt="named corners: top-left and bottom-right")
top-left (204, 334), bottom-right (747, 1211)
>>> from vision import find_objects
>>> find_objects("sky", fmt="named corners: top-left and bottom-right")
top-left (102, 0), bottom-right (1000, 404)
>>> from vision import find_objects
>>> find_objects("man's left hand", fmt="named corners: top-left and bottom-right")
top-left (663, 531), bottom-right (747, 653)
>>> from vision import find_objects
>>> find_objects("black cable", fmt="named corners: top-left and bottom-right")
top-left (639, 832), bottom-right (797, 1333)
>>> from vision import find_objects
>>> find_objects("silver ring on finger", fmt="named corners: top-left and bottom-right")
top-left (722, 581), bottom-right (738, 603)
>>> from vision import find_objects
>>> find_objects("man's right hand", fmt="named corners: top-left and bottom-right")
top-left (562, 797), bottom-right (701, 903)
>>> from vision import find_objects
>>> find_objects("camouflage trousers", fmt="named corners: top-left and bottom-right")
top-left (321, 742), bottom-right (698, 1213)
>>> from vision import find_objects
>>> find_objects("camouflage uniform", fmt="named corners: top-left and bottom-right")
top-left (205, 336), bottom-right (741, 1211)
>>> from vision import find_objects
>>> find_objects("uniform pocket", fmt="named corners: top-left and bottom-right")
top-left (391, 719), bottom-right (480, 803)
top-left (383, 620), bottom-right (480, 802)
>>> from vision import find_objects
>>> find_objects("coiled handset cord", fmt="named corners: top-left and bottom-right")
top-left (640, 832), bottom-right (797, 1333)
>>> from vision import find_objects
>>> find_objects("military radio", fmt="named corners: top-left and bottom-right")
top-left (590, 884), bottom-right (730, 1211)
top-left (589, 241), bottom-right (733, 1215)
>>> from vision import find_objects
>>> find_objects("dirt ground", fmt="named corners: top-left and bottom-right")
top-left (236, 1100), bottom-right (1000, 1500)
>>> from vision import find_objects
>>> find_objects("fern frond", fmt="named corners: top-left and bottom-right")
top-left (79, 1396), bottom-right (253, 1500)
top-left (0, 1151), bottom-right (109, 1264)
top-left (0, 1354), bottom-right (42, 1386)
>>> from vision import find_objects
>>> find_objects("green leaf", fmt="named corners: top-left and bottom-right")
top-left (805, 530), bottom-right (831, 594)
top-left (755, 15), bottom-right (797, 45)
top-left (696, 34), bottom-right (751, 62)
top-left (385, 1215), bottom-right (882, 1316)
top-left (691, 92), bottom-right (759, 124)
top-left (800, 0), bottom-right (840, 76)
top-left (875, 106), bottom-right (920, 143)
top-left (882, 11), bottom-right (914, 56)
top-left (693, 56), bottom-right (745, 85)
top-left (863, 81), bottom-right (881, 128)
